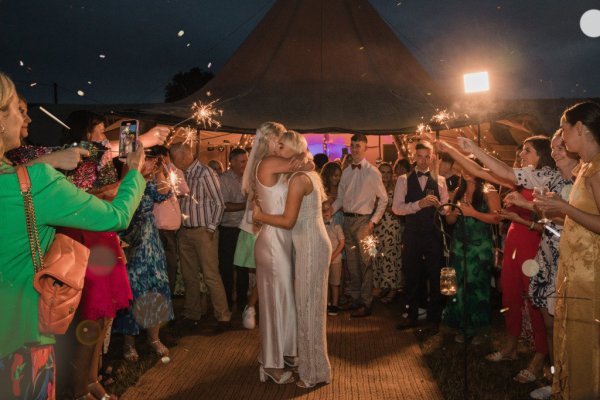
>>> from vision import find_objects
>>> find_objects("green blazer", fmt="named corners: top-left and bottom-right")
top-left (0, 162), bottom-right (145, 358)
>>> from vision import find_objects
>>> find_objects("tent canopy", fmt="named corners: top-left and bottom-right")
top-left (140, 0), bottom-right (448, 134)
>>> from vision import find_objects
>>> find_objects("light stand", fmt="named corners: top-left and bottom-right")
top-left (436, 202), bottom-right (468, 399)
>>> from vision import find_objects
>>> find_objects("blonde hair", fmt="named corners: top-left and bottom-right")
top-left (279, 130), bottom-right (308, 155)
top-left (0, 72), bottom-right (17, 157)
top-left (241, 122), bottom-right (286, 197)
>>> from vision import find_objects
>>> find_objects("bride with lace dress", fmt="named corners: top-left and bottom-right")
top-left (254, 130), bottom-right (332, 388)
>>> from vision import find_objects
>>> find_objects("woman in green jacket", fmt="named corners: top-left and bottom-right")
top-left (0, 72), bottom-right (146, 400)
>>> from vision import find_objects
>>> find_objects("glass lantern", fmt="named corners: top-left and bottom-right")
top-left (440, 267), bottom-right (457, 296)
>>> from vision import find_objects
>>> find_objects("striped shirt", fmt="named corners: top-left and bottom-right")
top-left (180, 160), bottom-right (225, 231)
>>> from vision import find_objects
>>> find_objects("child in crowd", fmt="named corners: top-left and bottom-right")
top-left (322, 201), bottom-right (345, 315)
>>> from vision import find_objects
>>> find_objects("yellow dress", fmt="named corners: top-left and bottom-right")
top-left (553, 153), bottom-right (600, 399)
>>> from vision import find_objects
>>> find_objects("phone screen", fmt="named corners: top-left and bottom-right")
top-left (119, 120), bottom-right (139, 159)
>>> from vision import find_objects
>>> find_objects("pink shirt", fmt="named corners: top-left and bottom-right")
top-left (153, 164), bottom-right (189, 230)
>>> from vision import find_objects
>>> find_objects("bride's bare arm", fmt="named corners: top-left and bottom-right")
top-left (253, 174), bottom-right (311, 229)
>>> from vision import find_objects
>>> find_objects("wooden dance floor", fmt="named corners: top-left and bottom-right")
top-left (121, 303), bottom-right (442, 400)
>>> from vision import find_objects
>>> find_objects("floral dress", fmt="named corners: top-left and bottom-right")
top-left (443, 190), bottom-right (494, 336)
top-left (113, 181), bottom-right (174, 336)
top-left (373, 188), bottom-right (403, 290)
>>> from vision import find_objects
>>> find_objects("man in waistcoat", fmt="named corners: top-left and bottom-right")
top-left (392, 141), bottom-right (448, 330)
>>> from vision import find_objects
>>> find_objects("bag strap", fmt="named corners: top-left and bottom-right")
top-left (16, 166), bottom-right (45, 273)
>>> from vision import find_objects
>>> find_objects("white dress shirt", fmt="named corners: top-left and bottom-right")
top-left (331, 158), bottom-right (388, 224)
top-left (392, 169), bottom-right (448, 215)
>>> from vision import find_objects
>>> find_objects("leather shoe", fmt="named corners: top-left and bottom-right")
top-left (212, 320), bottom-right (232, 334)
top-left (338, 301), bottom-right (360, 311)
top-left (350, 306), bottom-right (371, 318)
top-left (396, 317), bottom-right (418, 330)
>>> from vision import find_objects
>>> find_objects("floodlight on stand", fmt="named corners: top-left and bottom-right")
top-left (463, 71), bottom-right (490, 94)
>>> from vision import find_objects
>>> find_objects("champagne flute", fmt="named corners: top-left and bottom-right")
top-left (533, 186), bottom-right (551, 224)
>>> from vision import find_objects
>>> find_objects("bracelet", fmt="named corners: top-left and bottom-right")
top-left (528, 221), bottom-right (536, 230)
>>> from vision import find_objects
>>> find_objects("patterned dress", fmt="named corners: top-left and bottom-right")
top-left (552, 154), bottom-right (600, 399)
top-left (292, 172), bottom-right (332, 386)
top-left (373, 188), bottom-right (403, 290)
top-left (528, 173), bottom-right (573, 312)
top-left (443, 192), bottom-right (494, 336)
top-left (113, 181), bottom-right (174, 335)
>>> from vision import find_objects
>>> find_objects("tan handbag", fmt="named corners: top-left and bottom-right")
top-left (16, 166), bottom-right (90, 335)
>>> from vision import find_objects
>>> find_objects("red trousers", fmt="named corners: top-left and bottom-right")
top-left (501, 222), bottom-right (548, 354)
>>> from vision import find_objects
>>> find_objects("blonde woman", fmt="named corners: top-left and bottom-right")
top-left (255, 131), bottom-right (332, 388)
top-left (239, 122), bottom-right (313, 384)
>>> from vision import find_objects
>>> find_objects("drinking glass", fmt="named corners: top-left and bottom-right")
top-left (533, 186), bottom-right (551, 224)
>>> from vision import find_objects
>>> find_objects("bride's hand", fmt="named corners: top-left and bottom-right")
top-left (252, 199), bottom-right (263, 223)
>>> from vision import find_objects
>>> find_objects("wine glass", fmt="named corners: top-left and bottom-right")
top-left (533, 186), bottom-right (551, 224)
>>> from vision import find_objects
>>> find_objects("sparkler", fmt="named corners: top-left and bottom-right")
top-left (191, 99), bottom-right (223, 129)
top-left (39, 106), bottom-right (71, 130)
top-left (165, 170), bottom-right (183, 197)
top-left (360, 235), bottom-right (379, 258)
top-left (431, 109), bottom-right (452, 125)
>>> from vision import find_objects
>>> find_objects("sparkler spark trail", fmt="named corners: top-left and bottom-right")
top-left (431, 109), bottom-right (452, 125)
top-left (360, 235), bottom-right (379, 258)
top-left (165, 170), bottom-right (182, 197)
top-left (191, 99), bottom-right (223, 129)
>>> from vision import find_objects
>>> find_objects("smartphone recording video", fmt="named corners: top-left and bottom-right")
top-left (119, 120), bottom-right (139, 160)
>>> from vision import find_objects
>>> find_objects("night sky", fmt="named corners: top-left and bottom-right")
top-left (1, 0), bottom-right (599, 105)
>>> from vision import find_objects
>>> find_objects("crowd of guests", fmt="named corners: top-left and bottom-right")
top-left (1, 68), bottom-right (599, 400)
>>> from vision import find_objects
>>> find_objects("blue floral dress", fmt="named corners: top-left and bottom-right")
top-left (113, 181), bottom-right (174, 336)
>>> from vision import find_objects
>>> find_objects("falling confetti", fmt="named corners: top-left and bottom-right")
top-left (207, 62), bottom-right (212, 68)
top-left (178, 30), bottom-right (185, 37)
top-left (88, 81), bottom-right (92, 85)
top-left (186, 42), bottom-right (191, 47)
top-left (500, 307), bottom-right (510, 314)
top-left (99, 54), bottom-right (106, 59)
top-left (206, 91), bottom-right (212, 97)
top-left (30, 82), bottom-right (37, 87)
top-left (19, 60), bottom-right (24, 67)
top-left (191, 99), bottom-right (223, 129)
top-left (512, 248), bottom-right (517, 260)
top-left (77, 90), bottom-right (85, 96)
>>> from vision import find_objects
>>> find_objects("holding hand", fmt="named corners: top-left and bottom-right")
top-left (533, 192), bottom-right (566, 214)
top-left (44, 147), bottom-right (90, 170)
top-left (457, 137), bottom-right (477, 153)
top-left (503, 191), bottom-right (528, 208)
top-left (497, 209), bottom-right (519, 221)
top-left (418, 194), bottom-right (440, 209)
top-left (127, 145), bottom-right (145, 172)
top-left (139, 125), bottom-right (170, 147)
top-left (289, 152), bottom-right (314, 171)
top-left (459, 202), bottom-right (476, 217)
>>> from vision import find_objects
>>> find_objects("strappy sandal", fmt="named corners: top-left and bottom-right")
top-left (485, 351), bottom-right (517, 362)
top-left (123, 344), bottom-right (139, 362)
top-left (513, 369), bottom-right (539, 383)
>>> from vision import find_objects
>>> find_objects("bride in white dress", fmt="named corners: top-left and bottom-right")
top-left (245, 122), bottom-right (313, 384)
top-left (254, 131), bottom-right (332, 388)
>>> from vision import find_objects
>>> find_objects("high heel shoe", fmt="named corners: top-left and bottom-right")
top-left (259, 366), bottom-right (294, 384)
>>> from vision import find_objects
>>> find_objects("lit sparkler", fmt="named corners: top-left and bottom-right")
top-left (360, 235), bottom-right (379, 258)
top-left (165, 170), bottom-right (182, 197)
top-left (431, 109), bottom-right (452, 125)
top-left (191, 99), bottom-right (223, 129)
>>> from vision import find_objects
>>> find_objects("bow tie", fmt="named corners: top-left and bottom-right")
top-left (351, 163), bottom-right (362, 170)
top-left (417, 171), bottom-right (430, 178)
